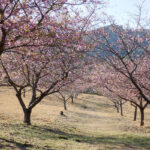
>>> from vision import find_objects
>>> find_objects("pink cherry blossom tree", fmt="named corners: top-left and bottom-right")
top-left (0, 18), bottom-right (89, 125)
top-left (0, 46), bottom-right (85, 125)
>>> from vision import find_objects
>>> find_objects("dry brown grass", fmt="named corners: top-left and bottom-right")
top-left (0, 87), bottom-right (150, 150)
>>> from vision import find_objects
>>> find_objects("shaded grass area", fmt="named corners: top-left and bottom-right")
top-left (0, 137), bottom-right (33, 150)
top-left (0, 121), bottom-right (150, 150)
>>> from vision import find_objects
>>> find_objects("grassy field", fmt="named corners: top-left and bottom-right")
top-left (0, 88), bottom-right (150, 150)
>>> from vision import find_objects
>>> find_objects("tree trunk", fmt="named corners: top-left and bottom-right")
top-left (140, 108), bottom-right (144, 126)
top-left (71, 96), bottom-right (74, 103)
top-left (117, 104), bottom-right (119, 113)
top-left (23, 89), bottom-right (26, 98)
top-left (133, 105), bottom-right (137, 121)
top-left (24, 109), bottom-right (32, 125)
top-left (120, 101), bottom-right (123, 116)
top-left (115, 102), bottom-right (119, 113)
top-left (64, 100), bottom-right (67, 110)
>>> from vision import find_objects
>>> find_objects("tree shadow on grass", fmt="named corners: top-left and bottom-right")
top-left (2, 123), bottom-right (150, 149)
top-left (32, 125), bottom-right (150, 149)
top-left (0, 137), bottom-right (33, 150)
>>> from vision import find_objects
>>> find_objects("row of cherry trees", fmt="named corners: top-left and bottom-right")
top-left (89, 22), bottom-right (150, 126)
top-left (86, 1), bottom-right (150, 126)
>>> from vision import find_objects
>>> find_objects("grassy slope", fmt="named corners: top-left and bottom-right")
top-left (0, 88), bottom-right (150, 150)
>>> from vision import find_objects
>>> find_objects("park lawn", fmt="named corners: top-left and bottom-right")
top-left (0, 88), bottom-right (150, 150)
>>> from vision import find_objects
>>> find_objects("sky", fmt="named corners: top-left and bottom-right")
top-left (104, 0), bottom-right (150, 26)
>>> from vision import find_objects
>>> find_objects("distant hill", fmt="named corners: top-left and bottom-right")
top-left (87, 25), bottom-right (148, 59)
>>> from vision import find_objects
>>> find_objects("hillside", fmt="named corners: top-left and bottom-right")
top-left (0, 87), bottom-right (150, 150)
top-left (88, 25), bottom-right (147, 59)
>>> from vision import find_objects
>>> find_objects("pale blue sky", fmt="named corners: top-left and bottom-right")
top-left (105, 0), bottom-right (150, 25)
